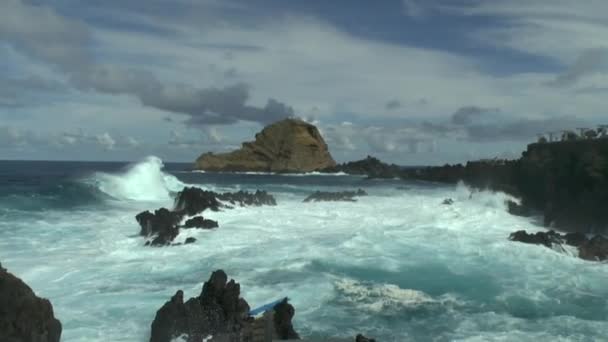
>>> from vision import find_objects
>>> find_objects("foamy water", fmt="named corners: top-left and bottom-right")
top-left (0, 157), bottom-right (606, 341)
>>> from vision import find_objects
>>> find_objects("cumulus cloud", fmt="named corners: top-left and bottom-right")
top-left (451, 106), bottom-right (499, 125)
top-left (0, 126), bottom-right (38, 148)
top-left (0, 0), bottom-right (294, 126)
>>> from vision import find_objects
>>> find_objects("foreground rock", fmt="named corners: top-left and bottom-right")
top-left (0, 263), bottom-right (62, 342)
top-left (150, 270), bottom-right (299, 342)
top-left (195, 118), bottom-right (336, 173)
top-left (137, 188), bottom-right (277, 246)
top-left (303, 189), bottom-right (367, 202)
top-left (509, 230), bottom-right (608, 261)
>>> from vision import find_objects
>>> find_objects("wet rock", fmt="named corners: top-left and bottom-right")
top-left (184, 237), bottom-right (197, 244)
top-left (564, 232), bottom-right (587, 247)
top-left (273, 299), bottom-right (300, 340)
top-left (0, 264), bottom-right (62, 342)
top-left (150, 270), bottom-right (255, 342)
top-left (303, 189), bottom-right (367, 202)
top-left (442, 198), bottom-right (454, 205)
top-left (579, 235), bottom-right (608, 261)
top-left (508, 230), bottom-right (563, 248)
top-left (183, 216), bottom-right (219, 230)
top-left (506, 200), bottom-right (533, 217)
top-left (356, 334), bottom-right (376, 342)
top-left (217, 190), bottom-right (277, 207)
top-left (174, 187), bottom-right (222, 216)
top-left (136, 208), bottom-right (182, 246)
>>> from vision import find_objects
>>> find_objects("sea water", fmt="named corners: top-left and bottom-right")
top-left (0, 157), bottom-right (606, 341)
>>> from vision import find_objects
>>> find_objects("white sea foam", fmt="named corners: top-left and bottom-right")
top-left (91, 156), bottom-right (187, 201)
top-left (1, 174), bottom-right (607, 341)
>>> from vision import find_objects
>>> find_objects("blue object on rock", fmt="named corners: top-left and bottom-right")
top-left (249, 297), bottom-right (288, 316)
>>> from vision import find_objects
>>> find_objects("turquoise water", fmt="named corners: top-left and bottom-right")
top-left (0, 157), bottom-right (606, 341)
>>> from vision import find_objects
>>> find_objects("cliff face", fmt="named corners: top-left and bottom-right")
top-left (195, 118), bottom-right (336, 173)
top-left (401, 139), bottom-right (608, 234)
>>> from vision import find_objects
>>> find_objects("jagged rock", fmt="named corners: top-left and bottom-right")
top-left (508, 230), bottom-right (563, 248)
top-left (303, 189), bottom-right (367, 202)
top-left (273, 299), bottom-right (299, 340)
top-left (564, 232), bottom-right (587, 247)
top-left (579, 235), bottom-right (608, 261)
top-left (355, 334), bottom-right (376, 342)
top-left (183, 216), bottom-right (219, 230)
top-left (0, 264), bottom-right (62, 342)
top-left (442, 198), bottom-right (454, 205)
top-left (217, 190), bottom-right (277, 207)
top-left (195, 118), bottom-right (336, 173)
top-left (325, 155), bottom-right (401, 179)
top-left (506, 200), bottom-right (533, 217)
top-left (150, 270), bottom-right (300, 342)
top-left (174, 187), bottom-right (222, 216)
top-left (136, 208), bottom-right (182, 246)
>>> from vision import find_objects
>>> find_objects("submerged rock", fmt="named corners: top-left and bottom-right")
top-left (184, 237), bottom-right (197, 244)
top-left (183, 216), bottom-right (219, 230)
top-left (149, 270), bottom-right (299, 342)
top-left (303, 189), bottom-right (367, 202)
top-left (579, 235), bottom-right (608, 261)
top-left (442, 198), bottom-right (454, 205)
top-left (509, 230), bottom-right (563, 248)
top-left (0, 263), bottom-right (62, 342)
top-left (195, 118), bottom-right (336, 173)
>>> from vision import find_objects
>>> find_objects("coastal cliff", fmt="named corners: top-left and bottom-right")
top-left (402, 139), bottom-right (608, 234)
top-left (195, 118), bottom-right (336, 173)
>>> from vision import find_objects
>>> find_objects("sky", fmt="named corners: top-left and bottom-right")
top-left (1, 0), bottom-right (608, 164)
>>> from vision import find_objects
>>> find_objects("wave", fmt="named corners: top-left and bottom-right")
top-left (180, 170), bottom-right (351, 176)
top-left (90, 156), bottom-right (187, 201)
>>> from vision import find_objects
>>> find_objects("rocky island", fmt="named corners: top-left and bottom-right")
top-left (195, 118), bottom-right (336, 173)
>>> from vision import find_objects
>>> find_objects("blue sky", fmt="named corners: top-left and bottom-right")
top-left (1, 0), bottom-right (607, 164)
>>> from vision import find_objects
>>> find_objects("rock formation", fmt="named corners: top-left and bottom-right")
top-left (0, 263), bottom-right (62, 342)
top-left (195, 118), bottom-right (336, 173)
top-left (136, 187), bottom-right (277, 246)
top-left (149, 270), bottom-right (299, 342)
top-left (324, 155), bottom-right (402, 179)
top-left (509, 230), bottom-right (608, 261)
top-left (303, 189), bottom-right (368, 202)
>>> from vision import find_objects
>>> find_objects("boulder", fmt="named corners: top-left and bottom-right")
top-left (183, 216), bottom-right (219, 230)
top-left (303, 189), bottom-right (367, 203)
top-left (136, 208), bottom-right (182, 246)
top-left (174, 187), bottom-right (222, 217)
top-left (184, 237), bottom-right (197, 244)
top-left (273, 299), bottom-right (300, 340)
top-left (356, 334), bottom-right (376, 342)
top-left (0, 264), bottom-right (62, 342)
top-left (442, 198), bottom-right (454, 205)
top-left (195, 118), bottom-right (336, 173)
top-left (578, 235), bottom-right (608, 261)
top-left (508, 230), bottom-right (563, 248)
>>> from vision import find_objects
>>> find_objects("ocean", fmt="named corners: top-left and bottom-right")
top-left (0, 157), bottom-right (606, 341)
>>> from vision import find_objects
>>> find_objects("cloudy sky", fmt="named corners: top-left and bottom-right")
top-left (1, 0), bottom-right (607, 164)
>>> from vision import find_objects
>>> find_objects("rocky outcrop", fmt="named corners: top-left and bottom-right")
top-left (402, 139), bottom-right (608, 234)
top-left (150, 270), bottom-right (299, 342)
top-left (303, 189), bottom-right (367, 202)
top-left (195, 118), bottom-right (336, 173)
top-left (0, 263), bottom-right (62, 342)
top-left (356, 334), bottom-right (377, 342)
top-left (137, 188), bottom-right (277, 246)
top-left (324, 155), bottom-right (402, 179)
top-left (509, 230), bottom-right (608, 261)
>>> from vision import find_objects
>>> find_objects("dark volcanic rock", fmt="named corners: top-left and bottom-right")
top-left (184, 237), bottom-right (197, 244)
top-left (136, 208), bottom-right (182, 246)
top-left (442, 198), bottom-right (454, 205)
top-left (195, 118), bottom-right (336, 173)
top-left (564, 232), bottom-right (587, 247)
top-left (174, 187), bottom-right (222, 216)
top-left (509, 230), bottom-right (563, 248)
top-left (273, 299), bottom-right (300, 340)
top-left (217, 190), bottom-right (277, 207)
top-left (356, 334), bottom-right (376, 342)
top-left (579, 235), bottom-right (608, 261)
top-left (150, 270), bottom-right (300, 342)
top-left (506, 200), bottom-right (533, 217)
top-left (303, 189), bottom-right (367, 202)
top-left (0, 264), bottom-right (62, 342)
top-left (183, 216), bottom-right (219, 229)
top-left (325, 155), bottom-right (401, 179)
